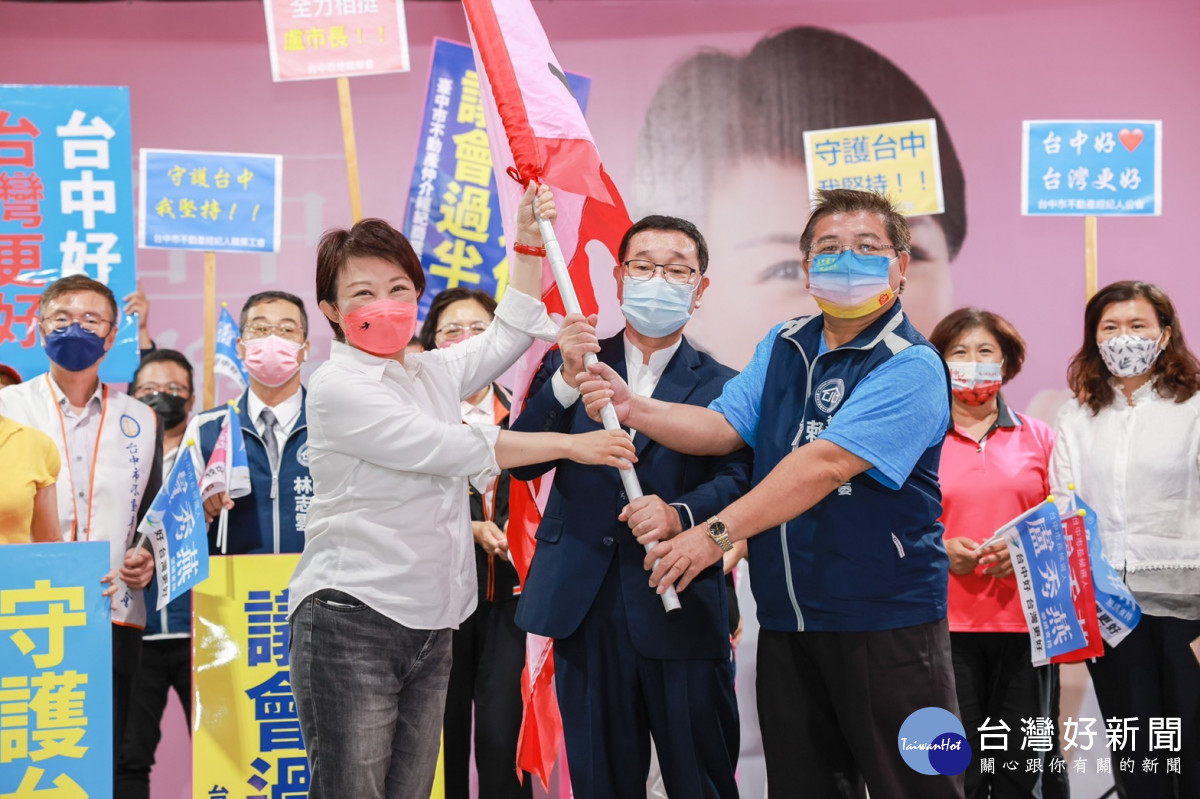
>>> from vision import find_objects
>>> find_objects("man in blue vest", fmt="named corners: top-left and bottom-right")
top-left (511, 215), bottom-right (751, 799)
top-left (194, 290), bottom-right (312, 554)
top-left (578, 189), bottom-right (962, 798)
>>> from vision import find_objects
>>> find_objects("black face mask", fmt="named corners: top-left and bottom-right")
top-left (139, 392), bottom-right (189, 430)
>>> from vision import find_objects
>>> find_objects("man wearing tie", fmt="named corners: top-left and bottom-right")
top-left (193, 291), bottom-right (313, 554)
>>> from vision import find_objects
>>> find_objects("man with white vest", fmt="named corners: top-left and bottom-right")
top-left (0, 274), bottom-right (163, 773)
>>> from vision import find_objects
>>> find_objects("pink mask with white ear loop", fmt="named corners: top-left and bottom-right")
top-left (243, 336), bottom-right (304, 387)
top-left (340, 299), bottom-right (418, 356)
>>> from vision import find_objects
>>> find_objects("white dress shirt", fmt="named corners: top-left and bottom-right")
top-left (549, 332), bottom-right (693, 524)
top-left (288, 288), bottom-right (557, 630)
top-left (1050, 381), bottom-right (1200, 619)
top-left (247, 386), bottom-right (302, 456)
top-left (50, 378), bottom-right (104, 539)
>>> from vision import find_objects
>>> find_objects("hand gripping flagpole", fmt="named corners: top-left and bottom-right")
top-left (534, 207), bottom-right (681, 613)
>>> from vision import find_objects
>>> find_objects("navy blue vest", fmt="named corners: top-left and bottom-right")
top-left (749, 303), bottom-right (950, 632)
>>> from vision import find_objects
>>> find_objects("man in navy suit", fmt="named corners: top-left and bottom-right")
top-left (511, 216), bottom-right (750, 799)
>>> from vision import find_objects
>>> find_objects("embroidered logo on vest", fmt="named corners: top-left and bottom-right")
top-left (814, 378), bottom-right (845, 415)
top-left (296, 443), bottom-right (310, 467)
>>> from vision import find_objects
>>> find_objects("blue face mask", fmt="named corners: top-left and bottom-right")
top-left (807, 250), bottom-right (896, 319)
top-left (620, 277), bottom-right (695, 338)
top-left (44, 323), bottom-right (108, 372)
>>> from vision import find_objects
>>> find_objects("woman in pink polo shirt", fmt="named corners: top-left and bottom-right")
top-left (930, 308), bottom-right (1062, 799)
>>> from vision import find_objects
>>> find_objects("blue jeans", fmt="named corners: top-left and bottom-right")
top-left (290, 589), bottom-right (452, 799)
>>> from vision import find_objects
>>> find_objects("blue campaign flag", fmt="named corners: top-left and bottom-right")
top-left (139, 148), bottom-right (283, 253)
top-left (0, 84), bottom-right (138, 384)
top-left (403, 39), bottom-right (591, 321)
top-left (141, 449), bottom-right (210, 610)
top-left (1022, 120), bottom-right (1162, 216)
top-left (1002, 501), bottom-right (1087, 664)
top-left (0, 540), bottom-right (113, 796)
top-left (1074, 496), bottom-right (1142, 646)
top-left (214, 304), bottom-right (249, 391)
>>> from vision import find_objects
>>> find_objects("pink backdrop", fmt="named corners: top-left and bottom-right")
top-left (3, 0), bottom-right (1196, 796)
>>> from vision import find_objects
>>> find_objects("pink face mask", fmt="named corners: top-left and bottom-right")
top-left (341, 299), bottom-right (418, 356)
top-left (243, 336), bottom-right (304, 387)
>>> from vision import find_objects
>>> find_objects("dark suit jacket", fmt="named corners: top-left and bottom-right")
top-left (511, 332), bottom-right (752, 660)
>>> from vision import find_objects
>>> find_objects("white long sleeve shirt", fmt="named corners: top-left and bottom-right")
top-left (1050, 382), bottom-right (1200, 619)
top-left (288, 288), bottom-right (557, 629)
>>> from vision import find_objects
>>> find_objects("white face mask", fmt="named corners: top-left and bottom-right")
top-left (1098, 333), bottom-right (1164, 378)
top-left (620, 277), bottom-right (695, 338)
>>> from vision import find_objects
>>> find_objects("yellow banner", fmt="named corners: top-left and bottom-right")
top-left (803, 118), bottom-right (944, 215)
top-left (192, 555), bottom-right (444, 798)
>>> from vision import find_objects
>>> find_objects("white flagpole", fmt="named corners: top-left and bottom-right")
top-left (535, 209), bottom-right (681, 613)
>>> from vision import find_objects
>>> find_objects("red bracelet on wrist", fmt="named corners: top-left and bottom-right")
top-left (513, 241), bottom-right (547, 258)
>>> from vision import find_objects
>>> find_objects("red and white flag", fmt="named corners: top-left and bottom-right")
top-left (462, 0), bottom-right (633, 787)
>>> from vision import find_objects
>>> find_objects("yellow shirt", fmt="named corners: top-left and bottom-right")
top-left (0, 415), bottom-right (61, 544)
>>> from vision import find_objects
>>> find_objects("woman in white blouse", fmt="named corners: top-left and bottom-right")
top-left (1050, 280), bottom-right (1200, 799)
top-left (288, 185), bottom-right (636, 799)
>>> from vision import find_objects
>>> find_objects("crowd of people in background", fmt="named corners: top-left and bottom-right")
top-left (2, 184), bottom-right (1198, 799)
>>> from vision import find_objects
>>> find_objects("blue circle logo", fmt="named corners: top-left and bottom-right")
top-left (897, 707), bottom-right (971, 776)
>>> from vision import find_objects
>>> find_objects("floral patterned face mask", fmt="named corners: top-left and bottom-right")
top-left (1098, 333), bottom-right (1164, 378)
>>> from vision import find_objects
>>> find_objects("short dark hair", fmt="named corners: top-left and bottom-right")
top-left (799, 189), bottom-right (911, 257)
top-left (38, 274), bottom-right (119, 325)
top-left (315, 218), bottom-right (425, 342)
top-left (131, 348), bottom-right (195, 394)
top-left (1068, 281), bottom-right (1200, 414)
top-left (634, 26), bottom-right (967, 261)
top-left (240, 291), bottom-right (308, 338)
top-left (418, 287), bottom-right (498, 351)
top-left (928, 307), bottom-right (1026, 383)
top-left (617, 215), bottom-right (710, 275)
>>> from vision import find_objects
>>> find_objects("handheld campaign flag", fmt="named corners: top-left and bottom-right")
top-left (139, 448), bottom-right (209, 610)
top-left (461, 0), bottom-right (637, 785)
top-left (1050, 509), bottom-right (1105, 663)
top-left (214, 304), bottom-right (250, 393)
top-left (996, 499), bottom-right (1087, 665)
top-left (198, 403), bottom-right (253, 553)
top-left (1069, 492), bottom-right (1142, 647)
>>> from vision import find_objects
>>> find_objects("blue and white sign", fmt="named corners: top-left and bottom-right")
top-left (1001, 501), bottom-right (1087, 665)
top-left (403, 39), bottom-right (590, 320)
top-left (1022, 120), bottom-right (1162, 216)
top-left (0, 84), bottom-right (138, 383)
top-left (0, 541), bottom-right (113, 797)
top-left (139, 148), bottom-right (282, 253)
top-left (140, 450), bottom-right (210, 611)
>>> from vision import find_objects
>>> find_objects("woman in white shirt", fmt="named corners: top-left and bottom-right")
top-left (1050, 280), bottom-right (1200, 799)
top-left (288, 185), bottom-right (636, 799)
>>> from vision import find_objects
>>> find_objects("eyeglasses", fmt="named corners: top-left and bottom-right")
top-left (437, 321), bottom-right (491, 341)
top-left (622, 260), bottom-right (699, 285)
top-left (242, 322), bottom-right (304, 341)
top-left (133, 382), bottom-right (190, 399)
top-left (42, 312), bottom-right (113, 335)
top-left (808, 242), bottom-right (902, 258)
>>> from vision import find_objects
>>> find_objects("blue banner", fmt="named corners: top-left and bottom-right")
top-left (1075, 496), bottom-right (1142, 646)
top-left (214, 304), bottom-right (249, 391)
top-left (139, 149), bottom-right (282, 253)
top-left (1004, 501), bottom-right (1087, 662)
top-left (403, 39), bottom-right (591, 320)
top-left (1022, 120), bottom-right (1161, 216)
top-left (141, 449), bottom-right (209, 611)
top-left (0, 84), bottom-right (138, 384)
top-left (0, 541), bottom-right (113, 797)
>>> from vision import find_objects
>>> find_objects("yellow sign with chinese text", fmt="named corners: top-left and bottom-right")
top-left (803, 119), bottom-right (944, 215)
